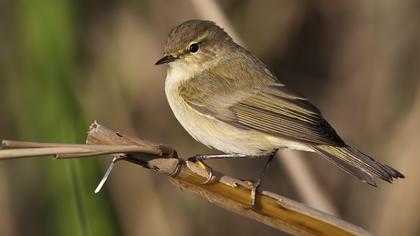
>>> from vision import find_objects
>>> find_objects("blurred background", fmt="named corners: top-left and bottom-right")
top-left (0, 0), bottom-right (419, 235)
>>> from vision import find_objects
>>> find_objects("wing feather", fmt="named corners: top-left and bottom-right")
top-left (230, 90), bottom-right (345, 145)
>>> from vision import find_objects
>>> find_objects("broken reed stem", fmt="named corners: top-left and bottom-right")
top-left (0, 142), bottom-right (161, 160)
top-left (0, 122), bottom-right (371, 236)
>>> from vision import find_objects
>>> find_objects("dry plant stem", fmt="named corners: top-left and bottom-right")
top-left (170, 166), bottom-right (369, 236)
top-left (0, 142), bottom-right (162, 160)
top-left (86, 123), bottom-right (370, 236)
top-left (0, 122), bottom-right (371, 235)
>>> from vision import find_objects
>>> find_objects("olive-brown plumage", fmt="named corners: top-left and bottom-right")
top-left (156, 19), bottom-right (404, 186)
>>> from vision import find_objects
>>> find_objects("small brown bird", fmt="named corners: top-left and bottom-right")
top-left (155, 20), bottom-right (404, 207)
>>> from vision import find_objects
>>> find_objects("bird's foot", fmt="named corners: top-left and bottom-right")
top-left (188, 155), bottom-right (214, 184)
top-left (243, 179), bottom-right (261, 210)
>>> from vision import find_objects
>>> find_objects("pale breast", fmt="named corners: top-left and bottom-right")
top-left (164, 64), bottom-right (313, 155)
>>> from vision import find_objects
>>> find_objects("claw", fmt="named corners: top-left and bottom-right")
top-left (188, 156), bottom-right (214, 184)
top-left (243, 180), bottom-right (257, 209)
top-left (195, 160), bottom-right (214, 184)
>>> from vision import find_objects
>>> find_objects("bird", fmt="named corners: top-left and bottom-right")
top-left (155, 19), bottom-right (404, 208)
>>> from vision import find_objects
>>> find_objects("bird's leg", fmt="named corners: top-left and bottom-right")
top-left (188, 151), bottom-right (277, 209)
top-left (189, 153), bottom-right (254, 161)
top-left (188, 153), bottom-right (265, 184)
top-left (245, 150), bottom-right (277, 209)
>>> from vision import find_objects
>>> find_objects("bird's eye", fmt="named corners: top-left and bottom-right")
top-left (189, 43), bottom-right (199, 53)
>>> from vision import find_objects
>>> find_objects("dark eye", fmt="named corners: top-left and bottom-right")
top-left (189, 43), bottom-right (199, 53)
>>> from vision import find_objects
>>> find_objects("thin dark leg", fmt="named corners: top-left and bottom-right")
top-left (188, 153), bottom-right (265, 162)
top-left (247, 152), bottom-right (276, 209)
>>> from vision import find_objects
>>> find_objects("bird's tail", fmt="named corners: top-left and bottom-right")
top-left (312, 145), bottom-right (404, 186)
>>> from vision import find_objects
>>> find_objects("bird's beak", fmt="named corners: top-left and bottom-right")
top-left (155, 55), bottom-right (177, 65)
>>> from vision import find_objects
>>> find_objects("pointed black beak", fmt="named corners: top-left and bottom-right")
top-left (155, 55), bottom-right (177, 65)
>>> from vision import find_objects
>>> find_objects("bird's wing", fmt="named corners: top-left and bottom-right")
top-left (178, 57), bottom-right (345, 146)
top-left (228, 83), bottom-right (345, 146)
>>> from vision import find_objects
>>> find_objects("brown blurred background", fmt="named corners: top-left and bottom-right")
top-left (0, 0), bottom-right (419, 235)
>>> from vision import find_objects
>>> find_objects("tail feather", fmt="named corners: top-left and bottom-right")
top-left (312, 145), bottom-right (404, 186)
